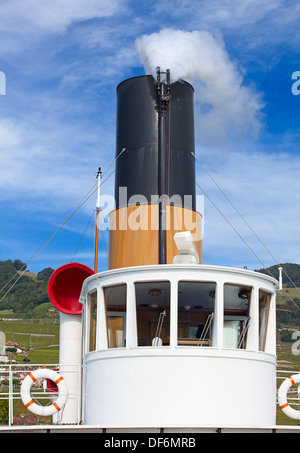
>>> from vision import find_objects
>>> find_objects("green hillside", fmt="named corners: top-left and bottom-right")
top-left (255, 263), bottom-right (300, 286)
top-left (256, 263), bottom-right (300, 333)
top-left (0, 259), bottom-right (300, 425)
top-left (0, 259), bottom-right (54, 316)
top-left (0, 260), bottom-right (59, 366)
top-left (1, 259), bottom-right (300, 321)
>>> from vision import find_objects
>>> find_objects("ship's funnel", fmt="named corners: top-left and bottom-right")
top-left (108, 72), bottom-right (202, 269)
top-left (48, 262), bottom-right (94, 315)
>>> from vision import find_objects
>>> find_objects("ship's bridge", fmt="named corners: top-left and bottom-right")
top-left (79, 263), bottom-right (278, 428)
top-left (80, 264), bottom-right (276, 354)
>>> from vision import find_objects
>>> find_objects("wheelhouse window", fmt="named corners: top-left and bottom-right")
top-left (177, 281), bottom-right (215, 346)
top-left (223, 284), bottom-right (251, 349)
top-left (87, 291), bottom-right (97, 352)
top-left (135, 281), bottom-right (170, 346)
top-left (103, 284), bottom-right (126, 348)
top-left (259, 290), bottom-right (271, 351)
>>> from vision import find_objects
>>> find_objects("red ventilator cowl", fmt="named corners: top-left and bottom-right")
top-left (47, 262), bottom-right (94, 315)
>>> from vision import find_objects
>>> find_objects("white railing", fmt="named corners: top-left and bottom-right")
top-left (0, 363), bottom-right (299, 426)
top-left (0, 363), bottom-right (81, 426)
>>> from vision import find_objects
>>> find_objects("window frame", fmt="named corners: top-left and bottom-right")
top-left (103, 283), bottom-right (127, 350)
top-left (258, 289), bottom-right (271, 352)
top-left (84, 289), bottom-right (98, 354)
top-left (223, 283), bottom-right (252, 350)
top-left (177, 280), bottom-right (216, 347)
top-left (134, 280), bottom-right (171, 347)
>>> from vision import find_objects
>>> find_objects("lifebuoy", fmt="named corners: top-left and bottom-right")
top-left (21, 368), bottom-right (68, 417)
top-left (278, 374), bottom-right (300, 420)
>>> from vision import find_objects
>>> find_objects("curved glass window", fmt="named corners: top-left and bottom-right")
top-left (87, 291), bottom-right (97, 352)
top-left (104, 284), bottom-right (127, 348)
top-left (135, 281), bottom-right (170, 346)
top-left (223, 284), bottom-right (251, 349)
top-left (259, 290), bottom-right (271, 351)
top-left (177, 281), bottom-right (215, 346)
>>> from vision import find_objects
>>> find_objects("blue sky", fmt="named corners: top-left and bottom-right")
top-left (0, 0), bottom-right (299, 275)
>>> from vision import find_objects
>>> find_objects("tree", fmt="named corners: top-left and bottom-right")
top-left (13, 259), bottom-right (26, 271)
top-left (0, 260), bottom-right (53, 315)
top-left (37, 268), bottom-right (54, 281)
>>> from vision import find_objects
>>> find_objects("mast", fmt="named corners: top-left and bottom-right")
top-left (156, 68), bottom-right (170, 264)
top-left (94, 167), bottom-right (102, 273)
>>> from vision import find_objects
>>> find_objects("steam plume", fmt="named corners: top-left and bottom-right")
top-left (136, 29), bottom-right (263, 146)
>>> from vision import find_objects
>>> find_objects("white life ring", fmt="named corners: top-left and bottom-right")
top-left (21, 368), bottom-right (68, 417)
top-left (278, 374), bottom-right (300, 420)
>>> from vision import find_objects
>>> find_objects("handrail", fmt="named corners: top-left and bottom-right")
top-left (0, 363), bottom-right (80, 426)
top-left (197, 314), bottom-right (214, 346)
top-left (153, 310), bottom-right (166, 346)
top-left (238, 316), bottom-right (251, 349)
top-left (0, 363), bottom-right (300, 426)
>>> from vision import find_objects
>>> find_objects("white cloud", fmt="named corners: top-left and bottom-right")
top-left (0, 0), bottom-right (124, 34)
top-left (152, 1), bottom-right (294, 41)
top-left (0, 0), bottom-right (299, 274)
top-left (0, 114), bottom-right (114, 214)
top-left (0, 119), bottom-right (21, 148)
top-left (136, 29), bottom-right (264, 146)
top-left (187, 0), bottom-right (281, 28)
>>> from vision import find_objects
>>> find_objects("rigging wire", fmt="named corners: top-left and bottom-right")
top-left (195, 181), bottom-right (300, 310)
top-left (195, 181), bottom-right (269, 271)
top-left (0, 148), bottom-right (126, 303)
top-left (71, 209), bottom-right (95, 263)
top-left (0, 178), bottom-right (99, 295)
top-left (193, 154), bottom-right (300, 311)
top-left (192, 152), bottom-right (300, 297)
